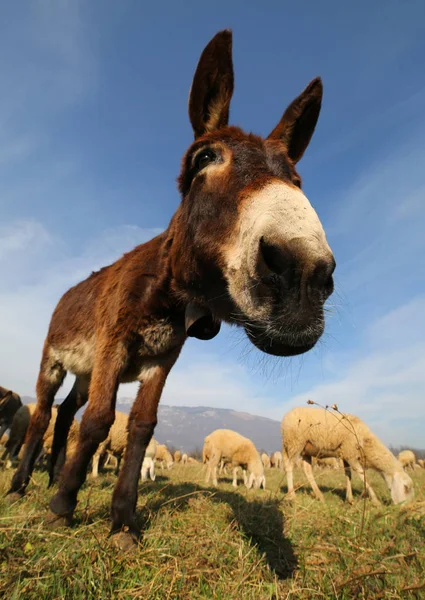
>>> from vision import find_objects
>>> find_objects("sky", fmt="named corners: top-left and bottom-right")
top-left (1, 0), bottom-right (424, 447)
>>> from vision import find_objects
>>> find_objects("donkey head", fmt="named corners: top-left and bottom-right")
top-left (173, 30), bottom-right (335, 357)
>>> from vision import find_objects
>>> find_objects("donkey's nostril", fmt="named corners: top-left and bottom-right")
top-left (259, 237), bottom-right (289, 276)
top-left (309, 257), bottom-right (336, 292)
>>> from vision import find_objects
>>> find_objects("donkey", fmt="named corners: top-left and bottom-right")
top-left (0, 386), bottom-right (22, 441)
top-left (7, 30), bottom-right (335, 549)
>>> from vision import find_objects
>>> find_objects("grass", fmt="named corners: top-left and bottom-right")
top-left (0, 464), bottom-right (424, 599)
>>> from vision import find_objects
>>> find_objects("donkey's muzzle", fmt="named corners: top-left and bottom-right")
top-left (185, 302), bottom-right (221, 340)
top-left (258, 236), bottom-right (335, 302)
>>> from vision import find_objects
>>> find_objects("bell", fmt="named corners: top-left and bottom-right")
top-left (185, 302), bottom-right (221, 340)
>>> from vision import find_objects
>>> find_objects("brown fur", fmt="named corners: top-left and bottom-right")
top-left (8, 30), bottom-right (334, 546)
top-left (0, 386), bottom-right (22, 440)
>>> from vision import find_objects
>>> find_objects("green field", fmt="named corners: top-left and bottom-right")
top-left (1, 464), bottom-right (424, 599)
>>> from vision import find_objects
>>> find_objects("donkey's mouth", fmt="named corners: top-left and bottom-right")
top-left (244, 321), bottom-right (322, 357)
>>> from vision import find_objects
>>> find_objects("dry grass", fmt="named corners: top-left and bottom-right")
top-left (1, 463), bottom-right (424, 599)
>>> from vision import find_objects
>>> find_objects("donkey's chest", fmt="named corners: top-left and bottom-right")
top-left (137, 318), bottom-right (185, 356)
top-left (121, 318), bottom-right (186, 382)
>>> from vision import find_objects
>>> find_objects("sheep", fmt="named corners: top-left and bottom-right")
top-left (92, 411), bottom-right (129, 478)
top-left (2, 404), bottom-right (59, 468)
top-left (203, 429), bottom-right (265, 489)
top-left (174, 450), bottom-right (182, 463)
top-left (398, 450), bottom-right (416, 471)
top-left (181, 453), bottom-right (188, 464)
top-left (418, 459), bottom-right (425, 469)
top-left (203, 443), bottom-right (230, 476)
top-left (203, 439), bottom-right (245, 481)
top-left (155, 444), bottom-right (173, 470)
top-left (187, 456), bottom-right (200, 464)
top-left (141, 437), bottom-right (158, 482)
top-left (273, 451), bottom-right (283, 469)
top-left (314, 457), bottom-right (341, 469)
top-left (43, 417), bottom-right (79, 463)
top-left (0, 386), bottom-right (22, 440)
top-left (281, 407), bottom-right (414, 506)
top-left (261, 452), bottom-right (271, 469)
top-left (270, 453), bottom-right (275, 468)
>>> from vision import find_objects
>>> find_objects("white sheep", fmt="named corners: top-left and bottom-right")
top-left (174, 450), bottom-right (182, 463)
top-left (398, 450), bottom-right (416, 471)
top-left (181, 453), bottom-right (188, 464)
top-left (314, 457), bottom-right (342, 469)
top-left (418, 459), bottom-right (425, 469)
top-left (92, 411), bottom-right (129, 477)
top-left (273, 451), bottom-right (283, 469)
top-left (261, 452), bottom-right (271, 469)
top-left (155, 444), bottom-right (173, 469)
top-left (281, 407), bottom-right (414, 506)
top-left (203, 443), bottom-right (230, 476)
top-left (203, 429), bottom-right (265, 489)
top-left (141, 437), bottom-right (158, 482)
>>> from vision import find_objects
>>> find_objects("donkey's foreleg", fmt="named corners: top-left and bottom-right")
top-left (0, 423), bottom-right (8, 441)
top-left (49, 376), bottom-right (89, 486)
top-left (110, 356), bottom-right (178, 549)
top-left (48, 348), bottom-right (123, 524)
top-left (7, 348), bottom-right (66, 498)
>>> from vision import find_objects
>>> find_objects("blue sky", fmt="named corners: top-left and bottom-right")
top-left (1, 1), bottom-right (424, 446)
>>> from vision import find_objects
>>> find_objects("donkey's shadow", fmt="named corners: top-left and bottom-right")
top-left (135, 481), bottom-right (297, 579)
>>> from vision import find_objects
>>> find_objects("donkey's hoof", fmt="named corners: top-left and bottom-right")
top-left (110, 531), bottom-right (138, 553)
top-left (4, 492), bottom-right (23, 505)
top-left (45, 509), bottom-right (72, 529)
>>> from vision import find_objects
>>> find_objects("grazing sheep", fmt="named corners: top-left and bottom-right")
top-left (0, 386), bottom-right (22, 441)
top-left (273, 451), bottom-right (283, 469)
top-left (181, 453), bottom-right (188, 464)
top-left (92, 411), bottom-right (128, 478)
top-left (174, 450), bottom-right (182, 463)
top-left (155, 444), bottom-right (173, 470)
top-left (398, 450), bottom-right (416, 471)
top-left (203, 429), bottom-right (265, 489)
top-left (43, 418), bottom-right (80, 466)
top-left (270, 453), bottom-right (275, 468)
top-left (141, 437), bottom-right (158, 482)
top-left (2, 404), bottom-right (59, 468)
top-left (281, 407), bottom-right (414, 506)
top-left (187, 456), bottom-right (200, 464)
top-left (418, 459), bottom-right (425, 469)
top-left (203, 444), bottom-right (230, 476)
top-left (314, 457), bottom-right (341, 469)
top-left (261, 452), bottom-right (271, 469)
top-left (219, 459), bottom-right (230, 474)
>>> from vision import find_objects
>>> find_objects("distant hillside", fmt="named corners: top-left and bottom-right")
top-left (20, 397), bottom-right (282, 453)
top-left (118, 401), bottom-right (282, 453)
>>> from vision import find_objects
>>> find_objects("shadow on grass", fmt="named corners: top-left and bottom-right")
top-left (135, 482), bottom-right (297, 579)
top-left (24, 474), bottom-right (297, 579)
top-left (279, 483), bottom-right (392, 505)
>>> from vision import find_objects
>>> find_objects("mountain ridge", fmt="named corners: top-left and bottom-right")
top-left (20, 397), bottom-right (282, 453)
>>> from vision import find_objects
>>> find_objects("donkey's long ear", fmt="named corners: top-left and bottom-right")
top-left (268, 77), bottom-right (323, 164)
top-left (189, 30), bottom-right (234, 138)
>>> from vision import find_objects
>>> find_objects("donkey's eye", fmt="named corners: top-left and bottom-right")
top-left (194, 149), bottom-right (216, 172)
